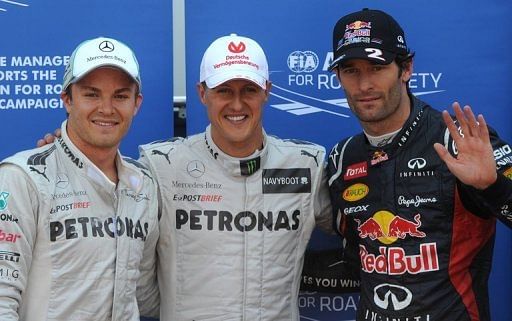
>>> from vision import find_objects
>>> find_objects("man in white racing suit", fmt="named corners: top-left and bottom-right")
top-left (139, 34), bottom-right (332, 321)
top-left (0, 37), bottom-right (159, 321)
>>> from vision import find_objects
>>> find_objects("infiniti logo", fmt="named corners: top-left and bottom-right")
top-left (374, 283), bottom-right (412, 310)
top-left (187, 160), bottom-right (205, 178)
top-left (98, 40), bottom-right (114, 52)
top-left (407, 158), bottom-right (426, 170)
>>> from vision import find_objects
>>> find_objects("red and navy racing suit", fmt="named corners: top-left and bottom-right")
top-left (326, 95), bottom-right (512, 321)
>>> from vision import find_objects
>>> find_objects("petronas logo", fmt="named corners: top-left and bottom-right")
top-left (0, 192), bottom-right (10, 210)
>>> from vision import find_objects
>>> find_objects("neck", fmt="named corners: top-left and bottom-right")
top-left (211, 129), bottom-right (264, 158)
top-left (87, 150), bottom-right (119, 183)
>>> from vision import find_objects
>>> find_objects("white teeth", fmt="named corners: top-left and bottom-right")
top-left (94, 121), bottom-right (115, 126)
top-left (227, 115), bottom-right (245, 122)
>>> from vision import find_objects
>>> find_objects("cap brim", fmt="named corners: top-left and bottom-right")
top-left (329, 47), bottom-right (395, 71)
top-left (205, 70), bottom-right (267, 90)
top-left (64, 63), bottom-right (141, 92)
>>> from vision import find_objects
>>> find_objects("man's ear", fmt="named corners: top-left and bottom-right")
top-left (61, 90), bottom-right (72, 114)
top-left (133, 93), bottom-right (143, 116)
top-left (196, 82), bottom-right (207, 105)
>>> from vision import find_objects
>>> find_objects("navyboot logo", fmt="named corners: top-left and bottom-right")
top-left (262, 168), bottom-right (311, 194)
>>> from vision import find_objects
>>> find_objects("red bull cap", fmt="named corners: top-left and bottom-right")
top-left (329, 8), bottom-right (412, 70)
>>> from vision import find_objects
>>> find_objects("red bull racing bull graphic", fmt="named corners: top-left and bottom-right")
top-left (355, 211), bottom-right (438, 275)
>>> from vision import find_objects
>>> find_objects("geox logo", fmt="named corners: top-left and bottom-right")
top-left (262, 168), bottom-right (311, 194)
top-left (58, 138), bottom-right (84, 168)
top-left (240, 157), bottom-right (260, 176)
top-left (28, 145), bottom-right (56, 166)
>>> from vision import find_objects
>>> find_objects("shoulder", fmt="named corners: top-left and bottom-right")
top-left (267, 134), bottom-right (326, 155)
top-left (2, 144), bottom-right (58, 171)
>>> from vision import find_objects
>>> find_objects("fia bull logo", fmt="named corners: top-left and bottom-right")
top-left (355, 211), bottom-right (425, 244)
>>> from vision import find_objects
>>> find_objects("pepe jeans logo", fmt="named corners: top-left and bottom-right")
top-left (228, 41), bottom-right (246, 53)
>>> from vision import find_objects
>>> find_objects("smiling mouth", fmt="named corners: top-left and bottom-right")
top-left (93, 120), bottom-right (118, 127)
top-left (226, 115), bottom-right (246, 122)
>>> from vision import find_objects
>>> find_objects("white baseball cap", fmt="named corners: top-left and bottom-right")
top-left (62, 36), bottom-right (141, 92)
top-left (200, 34), bottom-right (269, 90)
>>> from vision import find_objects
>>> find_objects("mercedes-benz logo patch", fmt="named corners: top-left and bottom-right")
top-left (55, 173), bottom-right (69, 189)
top-left (99, 40), bottom-right (115, 52)
top-left (187, 160), bottom-right (205, 178)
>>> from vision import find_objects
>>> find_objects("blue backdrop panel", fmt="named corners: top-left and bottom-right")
top-left (0, 0), bottom-right (173, 159)
top-left (185, 1), bottom-right (511, 320)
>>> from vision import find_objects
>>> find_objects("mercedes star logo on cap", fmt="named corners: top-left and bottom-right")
top-left (98, 40), bottom-right (115, 52)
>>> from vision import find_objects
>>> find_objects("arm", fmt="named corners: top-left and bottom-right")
top-left (0, 164), bottom-right (38, 320)
top-left (313, 161), bottom-right (335, 234)
top-left (136, 155), bottom-right (160, 318)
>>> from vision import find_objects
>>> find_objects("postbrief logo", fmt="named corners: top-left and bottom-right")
top-left (262, 168), bottom-right (311, 194)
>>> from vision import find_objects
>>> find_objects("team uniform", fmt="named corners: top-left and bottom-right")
top-left (327, 96), bottom-right (512, 321)
top-left (139, 125), bottom-right (332, 321)
top-left (0, 121), bottom-right (159, 321)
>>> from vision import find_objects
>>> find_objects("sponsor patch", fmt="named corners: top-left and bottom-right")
top-left (342, 183), bottom-right (369, 202)
top-left (262, 168), bottom-right (311, 194)
top-left (344, 161), bottom-right (368, 180)
top-left (504, 167), bottom-right (512, 180)
top-left (0, 251), bottom-right (20, 263)
top-left (0, 192), bottom-right (9, 210)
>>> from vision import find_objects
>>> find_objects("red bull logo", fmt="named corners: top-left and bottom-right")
top-left (354, 217), bottom-right (383, 240)
top-left (388, 214), bottom-right (425, 239)
top-left (355, 211), bottom-right (425, 245)
top-left (360, 243), bottom-right (439, 275)
top-left (345, 20), bottom-right (372, 31)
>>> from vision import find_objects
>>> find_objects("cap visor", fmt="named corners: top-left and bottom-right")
top-left (205, 70), bottom-right (266, 90)
top-left (329, 47), bottom-right (395, 70)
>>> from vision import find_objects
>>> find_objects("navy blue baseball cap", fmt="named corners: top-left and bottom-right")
top-left (329, 8), bottom-right (410, 70)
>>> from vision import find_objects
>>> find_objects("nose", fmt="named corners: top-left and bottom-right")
top-left (230, 93), bottom-right (244, 111)
top-left (98, 97), bottom-right (115, 115)
top-left (358, 71), bottom-right (374, 92)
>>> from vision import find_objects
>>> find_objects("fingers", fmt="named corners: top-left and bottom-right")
top-left (54, 128), bottom-right (62, 138)
top-left (433, 142), bottom-right (452, 164)
top-left (36, 139), bottom-right (46, 148)
top-left (36, 133), bottom-right (56, 147)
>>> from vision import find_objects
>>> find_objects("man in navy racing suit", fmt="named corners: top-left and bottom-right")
top-left (310, 8), bottom-right (512, 321)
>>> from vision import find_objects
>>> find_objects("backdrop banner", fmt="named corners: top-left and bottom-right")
top-left (185, 1), bottom-right (512, 320)
top-left (0, 0), bottom-right (173, 159)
